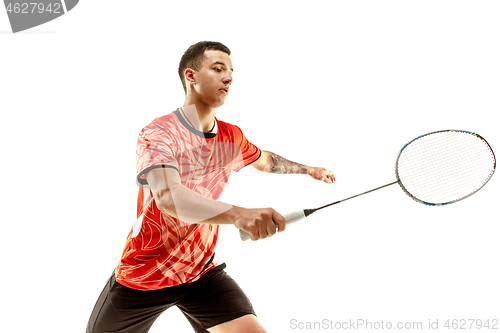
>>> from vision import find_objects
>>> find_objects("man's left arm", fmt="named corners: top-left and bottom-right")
top-left (251, 150), bottom-right (336, 184)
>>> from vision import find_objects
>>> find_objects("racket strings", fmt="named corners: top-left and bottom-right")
top-left (406, 138), bottom-right (492, 202)
top-left (401, 135), bottom-right (493, 202)
top-left (397, 132), bottom-right (495, 204)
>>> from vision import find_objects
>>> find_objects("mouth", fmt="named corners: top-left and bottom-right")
top-left (219, 87), bottom-right (229, 94)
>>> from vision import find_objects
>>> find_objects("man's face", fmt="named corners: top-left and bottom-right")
top-left (192, 50), bottom-right (233, 108)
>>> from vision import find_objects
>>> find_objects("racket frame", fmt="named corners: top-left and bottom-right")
top-left (394, 129), bottom-right (496, 206)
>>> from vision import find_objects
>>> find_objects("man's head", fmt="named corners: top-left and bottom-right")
top-left (178, 41), bottom-right (231, 94)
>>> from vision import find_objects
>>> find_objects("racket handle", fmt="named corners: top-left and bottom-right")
top-left (239, 209), bottom-right (307, 241)
top-left (283, 209), bottom-right (307, 225)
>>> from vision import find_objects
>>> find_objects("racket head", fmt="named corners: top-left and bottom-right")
top-left (395, 130), bottom-right (496, 206)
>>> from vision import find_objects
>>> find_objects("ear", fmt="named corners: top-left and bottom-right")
top-left (184, 68), bottom-right (196, 87)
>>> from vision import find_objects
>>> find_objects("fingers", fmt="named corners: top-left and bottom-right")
top-left (257, 210), bottom-right (276, 241)
top-left (241, 208), bottom-right (285, 241)
top-left (273, 210), bottom-right (287, 233)
top-left (310, 167), bottom-right (336, 184)
top-left (323, 169), bottom-right (336, 183)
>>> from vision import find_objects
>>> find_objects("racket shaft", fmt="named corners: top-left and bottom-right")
top-left (239, 209), bottom-right (306, 241)
top-left (240, 182), bottom-right (398, 241)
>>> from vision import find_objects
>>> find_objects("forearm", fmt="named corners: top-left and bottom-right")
top-left (146, 166), bottom-right (286, 240)
top-left (257, 150), bottom-right (311, 175)
top-left (253, 150), bottom-right (336, 184)
top-left (155, 185), bottom-right (284, 239)
top-left (155, 184), bottom-right (238, 225)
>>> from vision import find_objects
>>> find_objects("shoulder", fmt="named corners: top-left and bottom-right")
top-left (143, 111), bottom-right (179, 131)
top-left (139, 111), bottom-right (182, 140)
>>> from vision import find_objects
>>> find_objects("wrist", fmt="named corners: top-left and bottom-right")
top-left (221, 205), bottom-right (243, 226)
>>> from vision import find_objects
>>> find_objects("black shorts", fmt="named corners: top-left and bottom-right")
top-left (86, 264), bottom-right (256, 333)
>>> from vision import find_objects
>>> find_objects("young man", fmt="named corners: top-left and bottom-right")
top-left (86, 41), bottom-right (335, 333)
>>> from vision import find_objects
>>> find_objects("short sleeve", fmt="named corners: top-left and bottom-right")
top-left (232, 125), bottom-right (261, 171)
top-left (136, 124), bottom-right (179, 185)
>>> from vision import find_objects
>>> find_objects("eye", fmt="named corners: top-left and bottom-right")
top-left (214, 67), bottom-right (222, 73)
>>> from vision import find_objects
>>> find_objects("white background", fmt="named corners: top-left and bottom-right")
top-left (1, 1), bottom-right (499, 332)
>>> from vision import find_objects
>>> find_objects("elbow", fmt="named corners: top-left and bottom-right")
top-left (252, 150), bottom-right (270, 172)
top-left (152, 188), bottom-right (178, 217)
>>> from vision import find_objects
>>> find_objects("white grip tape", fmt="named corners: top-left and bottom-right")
top-left (283, 210), bottom-right (306, 225)
top-left (239, 209), bottom-right (306, 241)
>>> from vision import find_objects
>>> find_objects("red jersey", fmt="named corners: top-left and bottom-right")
top-left (115, 110), bottom-right (261, 291)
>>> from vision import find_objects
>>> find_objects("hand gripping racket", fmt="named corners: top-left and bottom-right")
top-left (240, 130), bottom-right (496, 241)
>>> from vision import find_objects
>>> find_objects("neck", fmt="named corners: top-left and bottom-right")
top-left (181, 102), bottom-right (215, 133)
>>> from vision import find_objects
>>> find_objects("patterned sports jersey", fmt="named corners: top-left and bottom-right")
top-left (115, 109), bottom-right (261, 291)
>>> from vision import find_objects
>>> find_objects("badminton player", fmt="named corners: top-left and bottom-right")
top-left (86, 41), bottom-right (335, 333)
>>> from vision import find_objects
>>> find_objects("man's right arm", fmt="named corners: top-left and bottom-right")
top-left (145, 167), bottom-right (286, 241)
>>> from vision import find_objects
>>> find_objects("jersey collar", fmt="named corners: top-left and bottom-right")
top-left (174, 109), bottom-right (217, 139)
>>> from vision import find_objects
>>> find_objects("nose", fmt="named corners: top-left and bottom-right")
top-left (223, 72), bottom-right (232, 85)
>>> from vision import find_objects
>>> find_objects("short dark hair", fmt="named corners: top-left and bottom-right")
top-left (178, 41), bottom-right (231, 93)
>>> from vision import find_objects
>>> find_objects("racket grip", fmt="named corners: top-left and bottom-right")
top-left (239, 209), bottom-right (307, 241)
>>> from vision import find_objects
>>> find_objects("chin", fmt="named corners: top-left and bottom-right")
top-left (212, 98), bottom-right (228, 108)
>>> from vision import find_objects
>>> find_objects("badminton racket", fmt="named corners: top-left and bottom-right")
top-left (240, 129), bottom-right (496, 241)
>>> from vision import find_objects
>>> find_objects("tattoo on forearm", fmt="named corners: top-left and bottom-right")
top-left (266, 153), bottom-right (310, 175)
